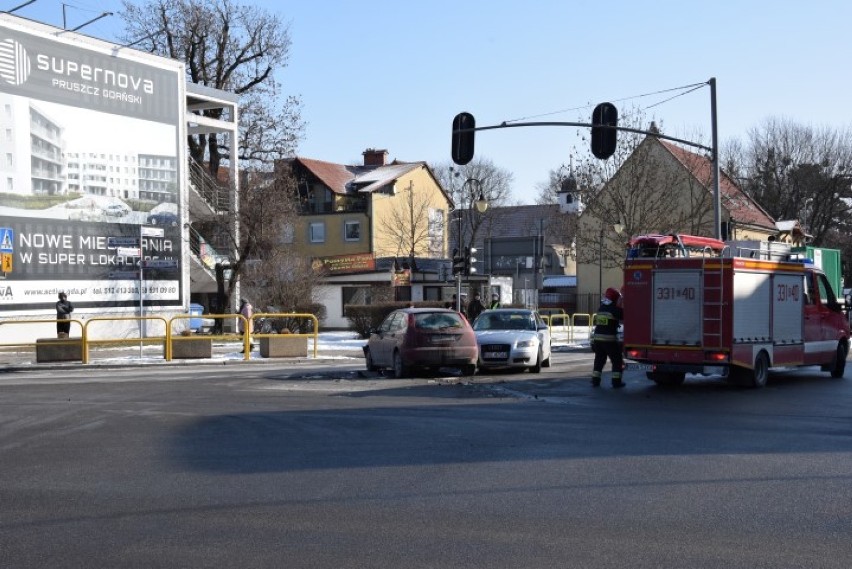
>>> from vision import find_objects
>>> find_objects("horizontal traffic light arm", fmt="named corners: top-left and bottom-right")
top-left (452, 121), bottom-right (712, 153)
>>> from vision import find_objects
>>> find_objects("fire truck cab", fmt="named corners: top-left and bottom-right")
top-left (622, 234), bottom-right (850, 388)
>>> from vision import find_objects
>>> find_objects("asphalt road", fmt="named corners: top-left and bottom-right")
top-left (1, 352), bottom-right (850, 568)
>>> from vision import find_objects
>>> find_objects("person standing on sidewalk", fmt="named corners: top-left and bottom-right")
top-left (55, 292), bottom-right (74, 338)
top-left (591, 287), bottom-right (624, 388)
top-left (466, 292), bottom-right (485, 323)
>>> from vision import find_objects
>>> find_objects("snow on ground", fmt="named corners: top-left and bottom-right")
top-left (13, 327), bottom-right (593, 366)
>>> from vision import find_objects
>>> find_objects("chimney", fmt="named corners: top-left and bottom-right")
top-left (363, 148), bottom-right (388, 166)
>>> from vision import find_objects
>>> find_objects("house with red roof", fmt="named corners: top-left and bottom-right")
top-left (575, 136), bottom-right (778, 312)
top-left (277, 149), bottom-right (455, 327)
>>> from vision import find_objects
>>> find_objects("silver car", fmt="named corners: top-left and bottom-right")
top-left (472, 309), bottom-right (552, 373)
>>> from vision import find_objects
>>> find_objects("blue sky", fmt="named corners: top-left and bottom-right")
top-left (7, 0), bottom-right (852, 203)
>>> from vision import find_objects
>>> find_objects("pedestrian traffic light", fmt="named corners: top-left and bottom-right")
top-left (452, 248), bottom-right (465, 276)
top-left (451, 112), bottom-right (476, 165)
top-left (591, 102), bottom-right (618, 160)
top-left (465, 246), bottom-right (478, 275)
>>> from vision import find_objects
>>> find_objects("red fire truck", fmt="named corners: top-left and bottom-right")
top-left (622, 234), bottom-right (850, 387)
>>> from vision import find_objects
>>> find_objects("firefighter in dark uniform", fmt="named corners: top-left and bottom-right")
top-left (591, 287), bottom-right (625, 388)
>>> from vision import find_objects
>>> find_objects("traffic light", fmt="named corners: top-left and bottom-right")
top-left (451, 248), bottom-right (465, 276)
top-left (591, 102), bottom-right (618, 160)
top-left (465, 246), bottom-right (478, 275)
top-left (451, 112), bottom-right (476, 165)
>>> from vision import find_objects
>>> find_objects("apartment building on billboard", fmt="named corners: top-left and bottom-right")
top-left (0, 94), bottom-right (65, 195)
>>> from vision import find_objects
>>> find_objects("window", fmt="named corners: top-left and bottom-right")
top-left (817, 274), bottom-right (837, 306)
top-left (6, 177), bottom-right (12, 192)
top-left (343, 286), bottom-right (373, 310)
top-left (344, 220), bottom-right (360, 241)
top-left (309, 222), bottom-right (325, 243)
top-left (5, 153), bottom-right (12, 168)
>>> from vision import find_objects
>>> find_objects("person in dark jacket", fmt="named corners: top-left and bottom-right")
top-left (55, 292), bottom-right (74, 337)
top-left (466, 292), bottom-right (485, 323)
top-left (591, 287), bottom-right (624, 388)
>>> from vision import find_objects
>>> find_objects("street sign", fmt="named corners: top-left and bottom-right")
top-left (116, 247), bottom-right (141, 257)
top-left (107, 236), bottom-right (139, 248)
top-left (141, 259), bottom-right (178, 269)
top-left (108, 270), bottom-right (140, 279)
top-left (1, 252), bottom-right (12, 272)
top-left (0, 228), bottom-right (12, 252)
top-left (141, 227), bottom-right (164, 238)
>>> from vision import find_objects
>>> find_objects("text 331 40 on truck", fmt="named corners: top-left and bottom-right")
top-left (622, 234), bottom-right (850, 388)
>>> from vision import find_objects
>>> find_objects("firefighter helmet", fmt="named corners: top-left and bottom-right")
top-left (604, 287), bottom-right (621, 302)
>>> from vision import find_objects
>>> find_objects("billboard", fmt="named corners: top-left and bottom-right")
top-left (0, 18), bottom-right (184, 311)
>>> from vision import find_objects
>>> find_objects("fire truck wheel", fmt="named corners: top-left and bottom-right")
top-left (830, 343), bottom-right (848, 378)
top-left (646, 371), bottom-right (685, 386)
top-left (751, 351), bottom-right (770, 388)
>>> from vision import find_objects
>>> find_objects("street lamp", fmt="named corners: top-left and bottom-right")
top-left (453, 178), bottom-right (487, 311)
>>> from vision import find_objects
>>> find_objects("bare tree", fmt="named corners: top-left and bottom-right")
top-left (120, 0), bottom-right (304, 173)
top-left (378, 181), bottom-right (437, 259)
top-left (563, 110), bottom-right (713, 270)
top-left (736, 118), bottom-right (852, 244)
top-left (195, 164), bottom-right (313, 317)
top-left (431, 157), bottom-right (514, 252)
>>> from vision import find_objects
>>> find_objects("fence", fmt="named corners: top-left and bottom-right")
top-left (0, 312), bottom-right (320, 364)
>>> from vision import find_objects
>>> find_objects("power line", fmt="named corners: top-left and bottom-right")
top-left (503, 81), bottom-right (708, 124)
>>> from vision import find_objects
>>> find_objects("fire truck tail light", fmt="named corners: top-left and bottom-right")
top-left (706, 351), bottom-right (728, 362)
top-left (626, 348), bottom-right (644, 359)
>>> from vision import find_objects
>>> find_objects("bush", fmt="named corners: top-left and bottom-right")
top-left (260, 303), bottom-right (326, 333)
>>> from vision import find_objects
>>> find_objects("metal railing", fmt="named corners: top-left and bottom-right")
top-left (188, 157), bottom-right (231, 213)
top-left (187, 225), bottom-right (226, 271)
top-left (0, 312), bottom-right (321, 364)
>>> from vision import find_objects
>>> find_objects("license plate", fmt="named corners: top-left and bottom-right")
top-left (626, 363), bottom-right (654, 371)
top-left (484, 351), bottom-right (508, 359)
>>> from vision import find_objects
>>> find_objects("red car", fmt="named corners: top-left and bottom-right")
top-left (363, 308), bottom-right (478, 378)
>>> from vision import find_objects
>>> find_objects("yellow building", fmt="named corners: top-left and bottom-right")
top-left (282, 149), bottom-right (454, 327)
top-left (575, 137), bottom-right (777, 312)
top-left (286, 149), bottom-right (452, 260)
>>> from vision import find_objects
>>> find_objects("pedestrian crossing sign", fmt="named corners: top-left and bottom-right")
top-left (0, 228), bottom-right (12, 253)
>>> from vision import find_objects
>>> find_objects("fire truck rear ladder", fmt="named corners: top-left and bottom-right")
top-left (702, 246), bottom-right (728, 349)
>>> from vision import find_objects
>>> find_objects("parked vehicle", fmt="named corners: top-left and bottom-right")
top-left (472, 309), bottom-right (552, 373)
top-left (146, 211), bottom-right (178, 226)
top-left (363, 308), bottom-right (478, 378)
top-left (623, 233), bottom-right (850, 387)
top-left (104, 203), bottom-right (130, 217)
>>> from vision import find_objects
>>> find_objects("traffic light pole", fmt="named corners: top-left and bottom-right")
top-left (452, 78), bottom-right (721, 238)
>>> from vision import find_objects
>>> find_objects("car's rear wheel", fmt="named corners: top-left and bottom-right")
top-left (364, 347), bottom-right (377, 372)
top-left (830, 342), bottom-right (848, 378)
top-left (392, 350), bottom-right (409, 379)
